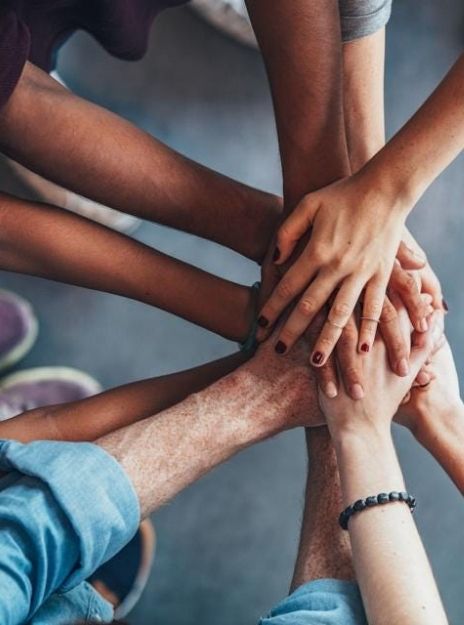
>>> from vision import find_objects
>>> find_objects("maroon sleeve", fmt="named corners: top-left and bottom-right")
top-left (0, 9), bottom-right (30, 109)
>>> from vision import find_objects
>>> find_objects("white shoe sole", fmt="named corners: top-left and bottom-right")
top-left (0, 289), bottom-right (39, 373)
top-left (0, 366), bottom-right (102, 395)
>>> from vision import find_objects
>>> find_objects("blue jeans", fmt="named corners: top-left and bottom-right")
top-left (0, 439), bottom-right (140, 625)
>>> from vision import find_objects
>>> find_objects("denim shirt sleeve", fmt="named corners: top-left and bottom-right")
top-left (0, 439), bottom-right (140, 625)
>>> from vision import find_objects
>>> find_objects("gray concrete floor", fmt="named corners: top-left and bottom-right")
top-left (1, 1), bottom-right (463, 623)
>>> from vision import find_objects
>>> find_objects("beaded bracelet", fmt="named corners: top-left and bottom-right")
top-left (339, 491), bottom-right (417, 530)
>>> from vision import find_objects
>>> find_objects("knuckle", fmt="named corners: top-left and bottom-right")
top-left (364, 298), bottom-right (384, 316)
top-left (297, 296), bottom-right (317, 317)
top-left (404, 273), bottom-right (418, 292)
top-left (345, 365), bottom-right (361, 383)
top-left (332, 301), bottom-right (351, 319)
top-left (278, 223), bottom-right (293, 244)
top-left (381, 304), bottom-right (398, 324)
top-left (276, 279), bottom-right (295, 300)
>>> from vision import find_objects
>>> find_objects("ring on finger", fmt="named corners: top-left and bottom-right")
top-left (360, 316), bottom-right (380, 324)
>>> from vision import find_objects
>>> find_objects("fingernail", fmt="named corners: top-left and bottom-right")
top-left (442, 299), bottom-right (449, 312)
top-left (416, 370), bottom-right (430, 385)
top-left (312, 351), bottom-right (323, 365)
top-left (350, 383), bottom-right (364, 400)
top-left (419, 318), bottom-right (428, 332)
top-left (272, 247), bottom-right (281, 262)
top-left (275, 340), bottom-right (286, 354)
top-left (257, 315), bottom-right (269, 328)
top-left (397, 358), bottom-right (409, 377)
top-left (325, 382), bottom-right (338, 399)
top-left (360, 343), bottom-right (370, 353)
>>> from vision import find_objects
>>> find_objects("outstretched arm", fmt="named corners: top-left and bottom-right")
top-left (0, 62), bottom-right (281, 262)
top-left (0, 192), bottom-right (257, 342)
top-left (321, 310), bottom-right (448, 625)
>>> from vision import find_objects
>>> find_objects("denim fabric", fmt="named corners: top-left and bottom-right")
top-left (0, 439), bottom-right (140, 625)
top-left (259, 579), bottom-right (368, 625)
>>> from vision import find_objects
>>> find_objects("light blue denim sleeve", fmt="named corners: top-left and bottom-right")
top-left (0, 439), bottom-right (140, 625)
top-left (259, 579), bottom-right (368, 625)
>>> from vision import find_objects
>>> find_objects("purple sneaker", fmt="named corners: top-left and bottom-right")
top-left (0, 289), bottom-right (38, 372)
top-left (0, 367), bottom-right (101, 421)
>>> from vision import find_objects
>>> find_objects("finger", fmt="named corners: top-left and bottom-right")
top-left (275, 271), bottom-right (339, 353)
top-left (337, 314), bottom-right (365, 400)
top-left (358, 276), bottom-right (387, 353)
top-left (379, 296), bottom-right (411, 377)
top-left (314, 353), bottom-right (339, 399)
top-left (389, 263), bottom-right (429, 332)
top-left (421, 267), bottom-right (445, 311)
top-left (396, 240), bottom-right (427, 270)
top-left (311, 277), bottom-right (364, 367)
top-left (256, 254), bottom-right (320, 341)
top-left (408, 310), bottom-right (443, 377)
top-left (274, 196), bottom-right (319, 264)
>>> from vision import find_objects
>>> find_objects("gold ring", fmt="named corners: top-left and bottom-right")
top-left (327, 319), bottom-right (345, 329)
top-left (360, 316), bottom-right (380, 324)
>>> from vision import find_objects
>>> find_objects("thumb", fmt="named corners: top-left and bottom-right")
top-left (274, 196), bottom-right (319, 265)
top-left (396, 240), bottom-right (427, 270)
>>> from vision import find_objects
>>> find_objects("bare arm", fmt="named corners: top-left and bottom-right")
top-left (321, 310), bottom-right (447, 625)
top-left (0, 352), bottom-right (248, 443)
top-left (0, 62), bottom-right (281, 262)
top-left (0, 192), bottom-right (257, 342)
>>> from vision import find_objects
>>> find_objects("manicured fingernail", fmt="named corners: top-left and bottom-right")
top-left (350, 384), bottom-right (364, 400)
top-left (419, 318), bottom-right (428, 332)
top-left (397, 358), bottom-right (409, 377)
top-left (275, 340), bottom-right (286, 354)
top-left (257, 315), bottom-right (269, 328)
top-left (325, 382), bottom-right (338, 398)
top-left (442, 299), bottom-right (449, 312)
top-left (360, 343), bottom-right (370, 353)
top-left (312, 351), bottom-right (323, 365)
top-left (272, 247), bottom-right (281, 262)
top-left (416, 370), bottom-right (430, 385)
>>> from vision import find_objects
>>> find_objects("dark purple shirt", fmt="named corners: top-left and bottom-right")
top-left (0, 0), bottom-right (188, 107)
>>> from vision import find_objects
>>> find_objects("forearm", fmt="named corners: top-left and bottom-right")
top-left (0, 192), bottom-right (253, 341)
top-left (0, 352), bottom-right (248, 443)
top-left (362, 54), bottom-right (464, 209)
top-left (291, 428), bottom-right (354, 591)
top-left (343, 29), bottom-right (386, 171)
top-left (415, 401), bottom-right (464, 494)
top-left (98, 365), bottom-right (287, 517)
top-left (246, 0), bottom-right (350, 209)
top-left (334, 425), bottom-right (447, 625)
top-left (0, 62), bottom-right (281, 261)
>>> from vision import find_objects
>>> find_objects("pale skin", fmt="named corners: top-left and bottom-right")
top-left (260, 52), bottom-right (463, 364)
top-left (320, 309), bottom-right (448, 625)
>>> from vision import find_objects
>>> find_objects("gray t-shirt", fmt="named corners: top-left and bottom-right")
top-left (340, 0), bottom-right (393, 42)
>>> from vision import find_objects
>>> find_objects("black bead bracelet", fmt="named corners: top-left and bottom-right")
top-left (339, 491), bottom-right (416, 530)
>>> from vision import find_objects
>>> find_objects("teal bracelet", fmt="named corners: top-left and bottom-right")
top-left (239, 281), bottom-right (261, 353)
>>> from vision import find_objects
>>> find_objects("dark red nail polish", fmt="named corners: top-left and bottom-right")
top-left (442, 299), bottom-right (449, 312)
top-left (275, 341), bottom-right (286, 354)
top-left (272, 247), bottom-right (281, 262)
top-left (312, 351), bottom-right (323, 365)
top-left (361, 343), bottom-right (370, 353)
top-left (257, 315), bottom-right (269, 328)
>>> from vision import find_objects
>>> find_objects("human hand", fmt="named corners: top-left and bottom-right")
top-left (395, 328), bottom-right (461, 436)
top-left (256, 172), bottom-right (419, 366)
top-left (319, 308), bottom-right (441, 442)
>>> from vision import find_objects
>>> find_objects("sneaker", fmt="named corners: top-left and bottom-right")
top-left (90, 519), bottom-right (156, 619)
top-left (0, 367), bottom-right (102, 421)
top-left (0, 289), bottom-right (38, 373)
top-left (2, 71), bottom-right (141, 236)
top-left (191, 0), bottom-right (257, 48)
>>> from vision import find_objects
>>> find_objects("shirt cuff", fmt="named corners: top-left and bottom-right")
top-left (0, 439), bottom-right (140, 590)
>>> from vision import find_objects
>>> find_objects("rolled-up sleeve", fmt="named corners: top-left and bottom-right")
top-left (0, 439), bottom-right (140, 625)
top-left (340, 0), bottom-right (393, 42)
top-left (0, 9), bottom-right (30, 109)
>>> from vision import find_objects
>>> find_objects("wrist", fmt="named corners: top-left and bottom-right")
top-left (414, 400), bottom-right (464, 448)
